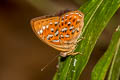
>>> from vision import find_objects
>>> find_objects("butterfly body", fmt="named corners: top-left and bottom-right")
top-left (31, 10), bottom-right (84, 57)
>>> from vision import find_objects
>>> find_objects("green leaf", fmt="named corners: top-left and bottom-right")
top-left (91, 26), bottom-right (120, 80)
top-left (108, 26), bottom-right (120, 80)
top-left (53, 0), bottom-right (120, 80)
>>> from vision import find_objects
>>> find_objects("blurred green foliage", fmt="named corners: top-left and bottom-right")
top-left (108, 26), bottom-right (120, 80)
top-left (91, 26), bottom-right (120, 80)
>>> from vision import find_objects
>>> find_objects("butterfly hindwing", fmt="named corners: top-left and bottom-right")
top-left (59, 10), bottom-right (84, 44)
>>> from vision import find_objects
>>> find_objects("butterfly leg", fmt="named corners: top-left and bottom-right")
top-left (72, 36), bottom-right (85, 49)
top-left (60, 49), bottom-right (82, 57)
top-left (67, 52), bottom-right (80, 56)
top-left (69, 47), bottom-right (83, 56)
top-left (60, 51), bottom-right (82, 57)
top-left (76, 36), bottom-right (85, 43)
top-left (60, 50), bottom-right (73, 57)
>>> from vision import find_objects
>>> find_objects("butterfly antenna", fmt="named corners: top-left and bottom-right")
top-left (41, 54), bottom-right (60, 71)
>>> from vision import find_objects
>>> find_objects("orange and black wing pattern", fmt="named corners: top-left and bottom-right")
top-left (31, 10), bottom-right (84, 51)
top-left (59, 10), bottom-right (84, 44)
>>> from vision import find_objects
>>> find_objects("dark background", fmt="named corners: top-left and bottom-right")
top-left (0, 0), bottom-right (120, 80)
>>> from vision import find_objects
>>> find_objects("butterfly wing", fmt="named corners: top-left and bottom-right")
top-left (31, 10), bottom-right (84, 52)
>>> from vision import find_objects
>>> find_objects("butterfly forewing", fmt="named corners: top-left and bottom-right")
top-left (31, 17), bottom-right (61, 43)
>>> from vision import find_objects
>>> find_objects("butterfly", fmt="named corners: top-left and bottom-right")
top-left (31, 10), bottom-right (84, 57)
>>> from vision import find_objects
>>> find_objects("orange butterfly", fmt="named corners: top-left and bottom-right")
top-left (31, 10), bottom-right (84, 57)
